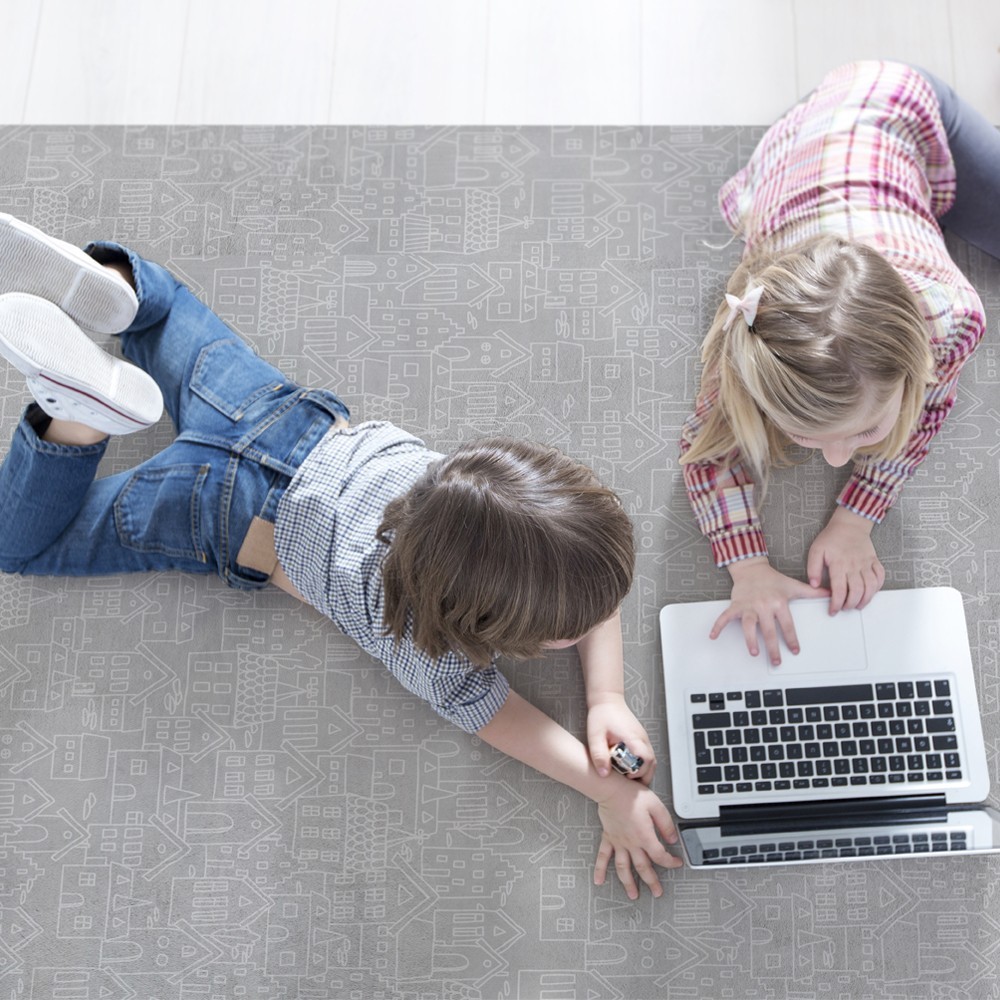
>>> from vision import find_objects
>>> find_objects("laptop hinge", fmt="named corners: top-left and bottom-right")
top-left (716, 794), bottom-right (948, 834)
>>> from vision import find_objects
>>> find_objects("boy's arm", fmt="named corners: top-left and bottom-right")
top-left (476, 689), bottom-right (681, 899)
top-left (575, 611), bottom-right (656, 782)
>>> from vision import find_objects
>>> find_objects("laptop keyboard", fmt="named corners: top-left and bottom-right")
top-left (690, 680), bottom-right (962, 796)
top-left (700, 829), bottom-right (968, 865)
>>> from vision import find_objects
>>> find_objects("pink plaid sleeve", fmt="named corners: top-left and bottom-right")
top-left (680, 385), bottom-right (769, 567)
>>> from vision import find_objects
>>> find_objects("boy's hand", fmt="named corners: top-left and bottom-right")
top-left (586, 694), bottom-right (656, 784)
top-left (807, 507), bottom-right (885, 614)
top-left (713, 557), bottom-right (829, 666)
top-left (593, 779), bottom-right (682, 899)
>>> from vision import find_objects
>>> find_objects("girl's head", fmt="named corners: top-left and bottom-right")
top-left (377, 437), bottom-right (635, 665)
top-left (681, 234), bottom-right (935, 475)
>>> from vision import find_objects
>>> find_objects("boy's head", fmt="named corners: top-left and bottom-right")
top-left (377, 437), bottom-right (635, 665)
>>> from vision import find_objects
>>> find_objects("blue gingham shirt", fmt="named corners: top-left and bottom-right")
top-left (273, 421), bottom-right (511, 733)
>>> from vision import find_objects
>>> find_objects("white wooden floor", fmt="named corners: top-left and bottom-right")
top-left (3, 0), bottom-right (999, 125)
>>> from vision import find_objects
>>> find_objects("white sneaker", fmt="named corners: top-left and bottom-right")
top-left (0, 213), bottom-right (138, 334)
top-left (0, 293), bottom-right (163, 436)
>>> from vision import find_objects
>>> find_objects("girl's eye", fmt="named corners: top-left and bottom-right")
top-left (857, 427), bottom-right (881, 440)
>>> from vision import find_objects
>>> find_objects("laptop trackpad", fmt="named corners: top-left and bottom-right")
top-left (768, 600), bottom-right (867, 676)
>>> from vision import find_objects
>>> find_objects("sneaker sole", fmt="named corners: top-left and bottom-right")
top-left (0, 213), bottom-right (138, 334)
top-left (0, 293), bottom-right (162, 433)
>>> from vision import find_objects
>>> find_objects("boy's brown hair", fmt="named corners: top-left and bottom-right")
top-left (377, 437), bottom-right (635, 665)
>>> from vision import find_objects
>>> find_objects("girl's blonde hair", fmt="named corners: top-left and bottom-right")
top-left (681, 234), bottom-right (935, 479)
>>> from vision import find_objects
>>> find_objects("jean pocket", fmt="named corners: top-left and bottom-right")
top-left (189, 338), bottom-right (286, 421)
top-left (115, 464), bottom-right (210, 559)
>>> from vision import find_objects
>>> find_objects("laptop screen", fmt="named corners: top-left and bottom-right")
top-left (679, 805), bottom-right (1000, 867)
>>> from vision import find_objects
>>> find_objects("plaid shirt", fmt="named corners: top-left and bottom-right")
top-left (682, 61), bottom-right (986, 566)
top-left (274, 421), bottom-right (510, 733)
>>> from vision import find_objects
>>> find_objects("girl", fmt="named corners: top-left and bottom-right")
top-left (680, 61), bottom-right (999, 666)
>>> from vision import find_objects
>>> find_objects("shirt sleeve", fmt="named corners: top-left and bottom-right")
top-left (838, 298), bottom-right (985, 522)
top-left (680, 382), bottom-right (769, 567)
top-left (360, 624), bottom-right (512, 734)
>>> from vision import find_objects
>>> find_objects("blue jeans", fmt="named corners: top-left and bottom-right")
top-left (917, 67), bottom-right (1000, 260)
top-left (0, 243), bottom-right (349, 590)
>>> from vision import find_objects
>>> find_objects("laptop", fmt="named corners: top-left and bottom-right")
top-left (659, 586), bottom-right (1000, 867)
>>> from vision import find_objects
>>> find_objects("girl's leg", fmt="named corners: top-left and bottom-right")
top-left (916, 67), bottom-right (1000, 260)
top-left (86, 242), bottom-right (294, 438)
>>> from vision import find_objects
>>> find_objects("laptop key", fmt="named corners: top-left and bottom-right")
top-left (691, 693), bottom-right (707, 703)
top-left (744, 691), bottom-right (761, 708)
top-left (934, 680), bottom-right (951, 697)
top-left (787, 684), bottom-right (874, 704)
top-left (698, 785), bottom-right (715, 795)
top-left (946, 770), bottom-right (962, 780)
top-left (926, 718), bottom-right (956, 733)
top-left (763, 690), bottom-right (784, 706)
top-left (934, 735), bottom-right (959, 750)
top-left (932, 699), bottom-right (953, 715)
top-left (697, 767), bottom-right (722, 782)
top-left (754, 781), bottom-right (772, 791)
top-left (693, 713), bottom-right (731, 729)
top-left (806, 706), bottom-right (822, 722)
top-left (917, 680), bottom-right (933, 698)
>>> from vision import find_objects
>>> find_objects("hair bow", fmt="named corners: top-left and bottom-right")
top-left (722, 282), bottom-right (765, 332)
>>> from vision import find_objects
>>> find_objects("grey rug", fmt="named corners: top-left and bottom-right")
top-left (0, 126), bottom-right (998, 1000)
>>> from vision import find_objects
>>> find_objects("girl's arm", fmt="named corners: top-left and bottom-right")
top-left (476, 689), bottom-right (681, 899)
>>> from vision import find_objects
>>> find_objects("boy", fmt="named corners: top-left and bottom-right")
top-left (0, 216), bottom-right (682, 899)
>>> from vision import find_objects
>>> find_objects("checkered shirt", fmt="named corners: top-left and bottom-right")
top-left (682, 61), bottom-right (986, 566)
top-left (274, 421), bottom-right (510, 733)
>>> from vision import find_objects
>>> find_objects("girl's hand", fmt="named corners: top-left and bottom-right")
top-left (593, 779), bottom-right (683, 899)
top-left (586, 695), bottom-right (656, 784)
top-left (712, 557), bottom-right (829, 665)
top-left (807, 507), bottom-right (885, 614)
